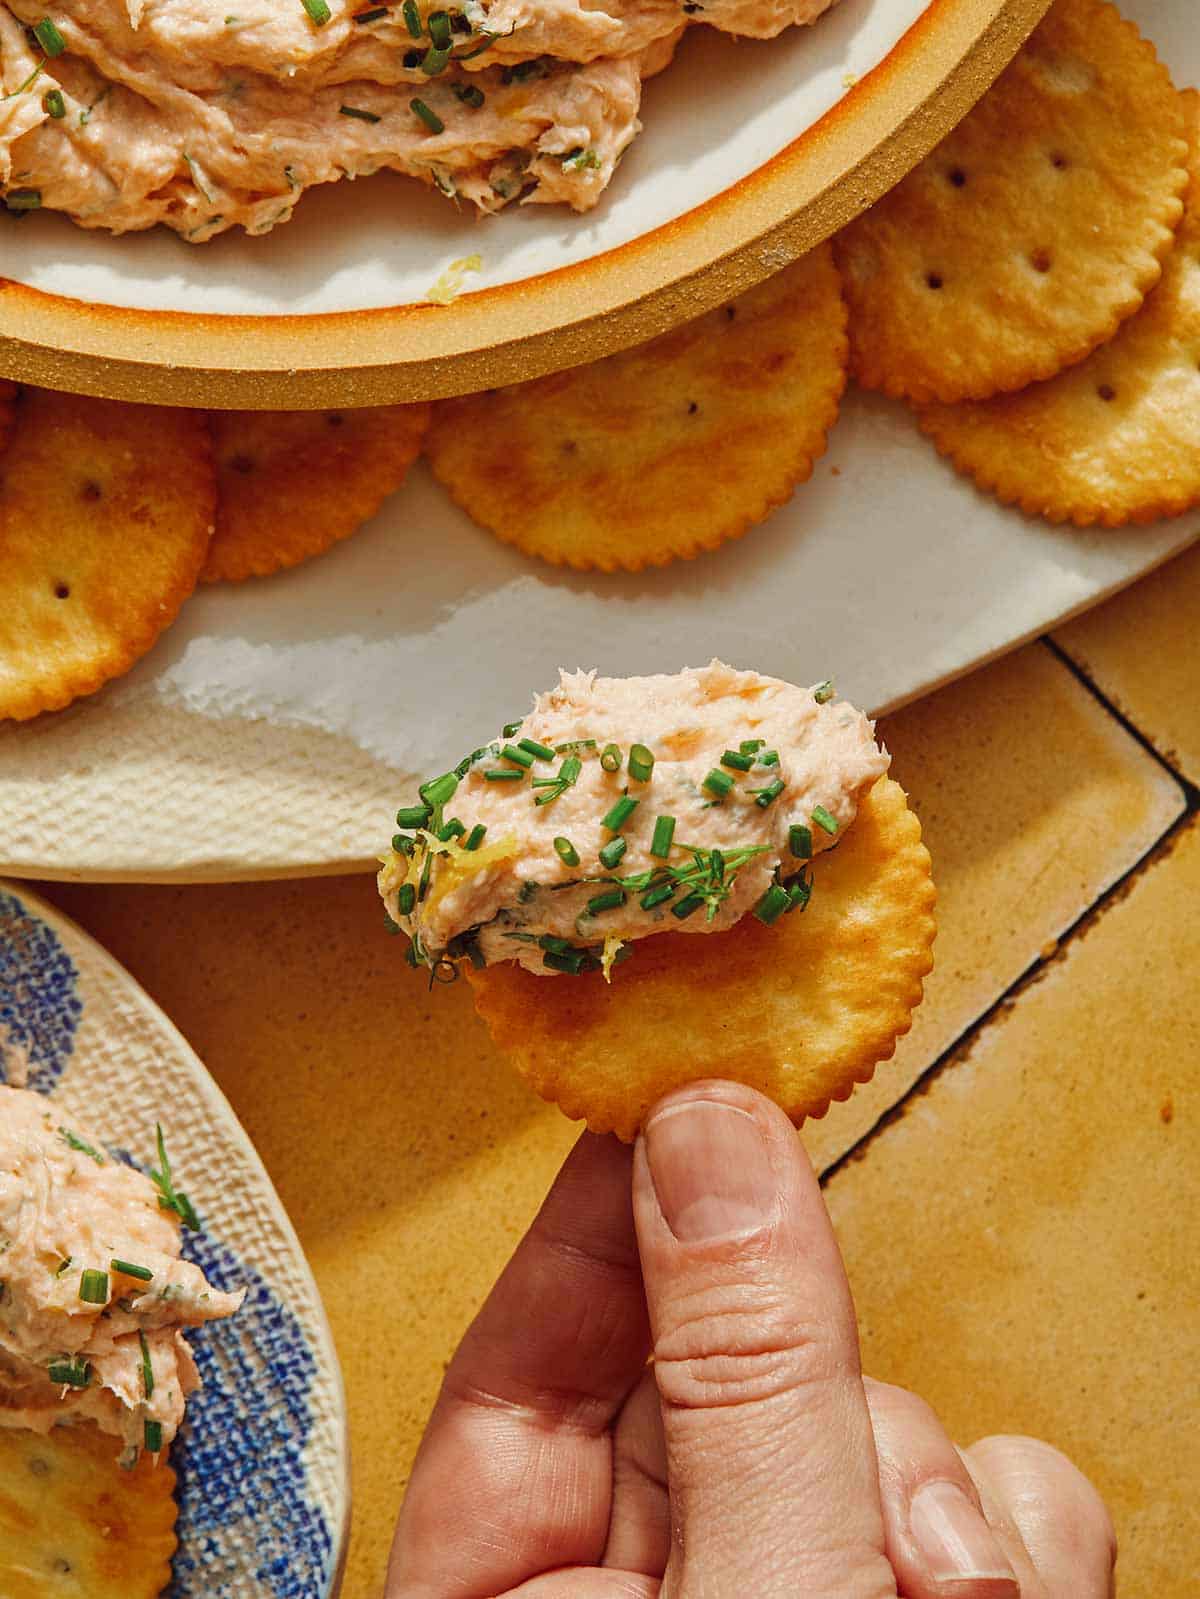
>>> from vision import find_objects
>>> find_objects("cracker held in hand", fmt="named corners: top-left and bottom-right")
top-left (377, 662), bottom-right (934, 1139)
top-left (0, 382), bottom-right (15, 449)
top-left (423, 245), bottom-right (847, 571)
top-left (0, 390), bottom-right (214, 722)
top-left (203, 403), bottom-right (432, 582)
top-left (469, 775), bottom-right (934, 1139)
top-left (918, 90), bottom-right (1200, 527)
top-left (0, 1423), bottom-right (177, 1599)
top-left (835, 0), bottom-right (1188, 404)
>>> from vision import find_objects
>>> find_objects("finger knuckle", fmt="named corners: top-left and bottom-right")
top-left (973, 1434), bottom-right (1117, 1566)
top-left (653, 1282), bottom-right (851, 1410)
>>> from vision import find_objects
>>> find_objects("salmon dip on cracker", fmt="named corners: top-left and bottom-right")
top-left (0, 0), bottom-right (839, 233)
top-left (379, 661), bottom-right (889, 980)
top-left (0, 1086), bottom-right (242, 1465)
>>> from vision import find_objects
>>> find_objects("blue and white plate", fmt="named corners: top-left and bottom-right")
top-left (0, 881), bottom-right (350, 1598)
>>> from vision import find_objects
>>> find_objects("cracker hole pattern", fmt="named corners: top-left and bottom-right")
top-left (1097, 383), bottom-right (1117, 402)
top-left (925, 272), bottom-right (944, 291)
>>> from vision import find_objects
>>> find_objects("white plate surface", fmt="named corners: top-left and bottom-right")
top-left (0, 881), bottom-right (351, 1595)
top-left (3, 0), bottom-right (927, 315)
top-left (0, 0), bottom-right (1191, 882)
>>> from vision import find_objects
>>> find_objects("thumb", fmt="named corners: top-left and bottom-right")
top-left (633, 1081), bottom-right (897, 1599)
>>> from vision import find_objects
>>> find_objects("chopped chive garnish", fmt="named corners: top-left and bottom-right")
top-left (598, 837), bottom-right (627, 870)
top-left (397, 883), bottom-right (416, 914)
top-left (354, 4), bottom-right (389, 19)
top-left (671, 892), bottom-right (706, 920)
top-left (144, 1419), bottom-right (164, 1453)
top-left (702, 769), bottom-right (733, 799)
top-left (42, 87), bottom-right (65, 117)
top-left (812, 805), bottom-right (839, 835)
top-left (78, 1269), bottom-right (108, 1305)
top-left (112, 1259), bottom-right (153, 1282)
top-left (410, 97), bottom-right (444, 133)
top-left (758, 749), bottom-right (780, 767)
top-left (396, 803), bottom-right (431, 828)
top-left (454, 27), bottom-right (504, 59)
top-left (501, 719), bottom-right (523, 738)
top-left (54, 1257), bottom-right (73, 1278)
top-left (739, 738), bottom-right (764, 755)
top-left (418, 850), bottom-right (433, 902)
top-left (640, 880), bottom-right (676, 910)
top-left (555, 738), bottom-right (596, 754)
top-left (587, 888), bottom-right (626, 915)
top-left (753, 779), bottom-right (786, 808)
top-left (464, 823), bottom-right (487, 851)
top-left (537, 934), bottom-right (572, 954)
top-left (813, 680), bottom-right (834, 703)
top-left (601, 795), bottom-right (638, 832)
top-left (600, 743), bottom-right (622, 773)
top-left (789, 824), bottom-right (813, 859)
top-left (720, 749), bottom-right (753, 772)
top-left (500, 743), bottom-right (534, 769)
top-left (139, 1329), bottom-right (154, 1398)
top-left (650, 815), bottom-right (675, 858)
top-left (58, 1127), bottom-right (104, 1164)
top-left (48, 1356), bottom-right (90, 1388)
top-left (484, 768), bottom-right (523, 781)
top-left (437, 818), bottom-right (465, 841)
top-left (33, 17), bottom-right (66, 54)
top-left (150, 1127), bottom-right (200, 1232)
top-left (628, 744), bottom-right (655, 782)
top-left (788, 876), bottom-right (813, 911)
top-left (420, 43), bottom-right (451, 73)
top-left (518, 736), bottom-right (555, 761)
top-left (403, 0), bottom-right (422, 33)
top-left (533, 755), bottom-right (581, 807)
top-left (553, 836), bottom-right (579, 866)
top-left (383, 913), bottom-right (401, 935)
top-left (427, 8), bottom-right (451, 46)
top-left (753, 884), bottom-right (791, 925)
top-left (452, 81), bottom-right (485, 107)
top-left (391, 833), bottom-right (415, 854)
top-left (421, 773), bottom-right (457, 808)
top-left (6, 186), bottom-right (43, 212)
top-left (543, 949), bottom-right (587, 974)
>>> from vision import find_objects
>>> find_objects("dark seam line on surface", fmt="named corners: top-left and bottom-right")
top-left (1041, 635), bottom-right (1200, 808)
top-left (821, 637), bottom-right (1197, 1185)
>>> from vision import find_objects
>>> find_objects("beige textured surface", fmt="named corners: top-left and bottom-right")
top-left (36, 637), bottom-right (1191, 1598)
top-left (1055, 539), bottom-right (1200, 783)
top-left (826, 812), bottom-right (1199, 1598)
top-left (0, 703), bottom-right (391, 881)
top-left (801, 642), bottom-right (1184, 1169)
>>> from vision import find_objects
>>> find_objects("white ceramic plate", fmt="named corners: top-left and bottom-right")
top-left (0, 0), bottom-right (1191, 883)
top-left (0, 0), bottom-right (1049, 402)
top-left (0, 881), bottom-right (351, 1596)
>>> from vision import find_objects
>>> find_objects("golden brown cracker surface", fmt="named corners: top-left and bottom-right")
top-left (835, 0), bottom-right (1188, 403)
top-left (424, 244), bottom-right (847, 572)
top-left (0, 1424), bottom-right (177, 1598)
top-left (469, 776), bottom-right (936, 1140)
top-left (203, 403), bottom-right (431, 582)
top-left (917, 90), bottom-right (1200, 527)
top-left (0, 390), bottom-right (214, 722)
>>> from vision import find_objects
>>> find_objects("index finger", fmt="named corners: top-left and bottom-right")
top-left (389, 1132), bottom-right (651, 1598)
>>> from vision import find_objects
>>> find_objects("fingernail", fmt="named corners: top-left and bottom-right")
top-left (643, 1099), bottom-right (779, 1243)
top-left (910, 1480), bottom-right (1017, 1586)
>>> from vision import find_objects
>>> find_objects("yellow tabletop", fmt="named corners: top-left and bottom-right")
top-left (37, 542), bottom-right (1199, 1599)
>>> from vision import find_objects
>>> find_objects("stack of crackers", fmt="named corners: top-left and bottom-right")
top-left (1, 0), bottom-right (1195, 725)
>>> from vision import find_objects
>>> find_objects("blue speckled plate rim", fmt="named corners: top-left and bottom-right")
top-left (0, 877), bottom-right (352, 1598)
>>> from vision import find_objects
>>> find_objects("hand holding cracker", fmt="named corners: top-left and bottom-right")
top-left (388, 1084), bottom-right (1116, 1597)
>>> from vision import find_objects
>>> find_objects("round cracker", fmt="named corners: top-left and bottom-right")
top-left (468, 775), bottom-right (936, 1141)
top-left (203, 402), bottom-right (431, 583)
top-left (917, 90), bottom-right (1200, 526)
top-left (0, 1422), bottom-right (178, 1599)
top-left (424, 244), bottom-right (847, 572)
top-left (835, 0), bottom-right (1188, 404)
top-left (0, 389), bottom-right (214, 723)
